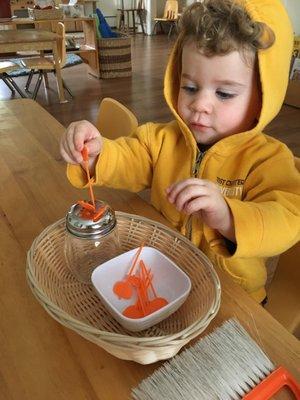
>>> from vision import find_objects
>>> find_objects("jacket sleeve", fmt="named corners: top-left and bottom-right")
top-left (67, 123), bottom-right (153, 192)
top-left (226, 153), bottom-right (300, 258)
top-left (204, 152), bottom-right (300, 259)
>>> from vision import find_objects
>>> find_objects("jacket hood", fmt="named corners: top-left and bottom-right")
top-left (163, 0), bottom-right (294, 151)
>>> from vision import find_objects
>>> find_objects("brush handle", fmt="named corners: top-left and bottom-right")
top-left (243, 366), bottom-right (300, 399)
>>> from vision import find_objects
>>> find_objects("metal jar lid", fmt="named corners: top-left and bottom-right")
top-left (66, 200), bottom-right (117, 239)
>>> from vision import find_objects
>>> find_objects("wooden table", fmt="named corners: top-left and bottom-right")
top-left (0, 99), bottom-right (299, 400)
top-left (0, 17), bottom-right (100, 78)
top-left (0, 29), bottom-right (66, 102)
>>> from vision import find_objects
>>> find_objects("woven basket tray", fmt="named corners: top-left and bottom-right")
top-left (26, 212), bottom-right (221, 364)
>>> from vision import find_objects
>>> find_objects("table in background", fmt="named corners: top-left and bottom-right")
top-left (0, 16), bottom-right (100, 78)
top-left (0, 29), bottom-right (66, 102)
top-left (0, 98), bottom-right (299, 400)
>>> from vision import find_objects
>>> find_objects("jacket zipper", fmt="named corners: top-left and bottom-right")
top-left (186, 150), bottom-right (205, 240)
top-left (192, 150), bottom-right (204, 176)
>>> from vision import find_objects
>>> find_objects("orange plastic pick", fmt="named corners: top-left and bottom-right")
top-left (139, 260), bottom-right (157, 298)
top-left (113, 244), bottom-right (144, 299)
top-left (147, 297), bottom-right (169, 314)
top-left (114, 244), bottom-right (170, 319)
top-left (139, 259), bottom-right (169, 315)
top-left (122, 304), bottom-right (144, 319)
top-left (113, 281), bottom-right (133, 300)
top-left (77, 200), bottom-right (95, 212)
top-left (81, 146), bottom-right (95, 209)
top-left (92, 205), bottom-right (107, 222)
top-left (127, 275), bottom-right (141, 287)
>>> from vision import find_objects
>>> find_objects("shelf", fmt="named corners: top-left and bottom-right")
top-left (70, 45), bottom-right (96, 53)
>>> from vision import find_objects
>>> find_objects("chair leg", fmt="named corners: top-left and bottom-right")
top-left (137, 10), bottom-right (145, 34)
top-left (131, 10), bottom-right (136, 34)
top-left (53, 70), bottom-right (73, 98)
top-left (1, 74), bottom-right (15, 94)
top-left (62, 79), bottom-right (73, 98)
top-left (43, 71), bottom-right (49, 88)
top-left (119, 10), bottom-right (125, 31)
top-left (125, 10), bottom-right (130, 33)
top-left (159, 21), bottom-right (164, 34)
top-left (2, 73), bottom-right (27, 98)
top-left (152, 21), bottom-right (158, 35)
top-left (25, 70), bottom-right (34, 91)
top-left (32, 70), bottom-right (43, 100)
top-left (168, 22), bottom-right (175, 38)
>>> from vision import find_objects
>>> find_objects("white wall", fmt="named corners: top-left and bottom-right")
top-left (144, 0), bottom-right (157, 35)
top-left (97, 0), bottom-right (300, 35)
top-left (283, 0), bottom-right (300, 35)
top-left (98, 0), bottom-right (118, 26)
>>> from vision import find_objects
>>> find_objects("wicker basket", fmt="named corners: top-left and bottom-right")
top-left (28, 7), bottom-right (64, 20)
top-left (26, 212), bottom-right (221, 364)
top-left (98, 34), bottom-right (132, 79)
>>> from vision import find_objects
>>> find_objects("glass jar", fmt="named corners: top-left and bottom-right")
top-left (64, 200), bottom-right (121, 283)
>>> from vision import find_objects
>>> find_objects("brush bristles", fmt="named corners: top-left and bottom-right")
top-left (132, 319), bottom-right (275, 400)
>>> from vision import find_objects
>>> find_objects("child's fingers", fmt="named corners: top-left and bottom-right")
top-left (167, 179), bottom-right (208, 203)
top-left (60, 131), bottom-right (80, 164)
top-left (84, 136), bottom-right (103, 158)
top-left (61, 123), bottom-right (82, 163)
top-left (64, 133), bottom-right (82, 163)
top-left (62, 121), bottom-right (100, 164)
top-left (183, 195), bottom-right (211, 215)
top-left (172, 184), bottom-right (210, 211)
top-left (60, 144), bottom-right (79, 165)
top-left (72, 121), bottom-right (101, 149)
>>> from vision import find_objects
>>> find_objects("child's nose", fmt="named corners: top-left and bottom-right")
top-left (190, 92), bottom-right (213, 114)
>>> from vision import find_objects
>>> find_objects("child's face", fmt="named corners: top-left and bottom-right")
top-left (177, 41), bottom-right (261, 146)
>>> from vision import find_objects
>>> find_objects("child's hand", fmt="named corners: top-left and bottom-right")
top-left (60, 120), bottom-right (103, 171)
top-left (166, 178), bottom-right (236, 242)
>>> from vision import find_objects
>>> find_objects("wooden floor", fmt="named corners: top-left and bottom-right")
top-left (0, 34), bottom-right (299, 156)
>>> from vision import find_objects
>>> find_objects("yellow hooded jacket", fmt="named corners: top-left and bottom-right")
top-left (68, 0), bottom-right (300, 302)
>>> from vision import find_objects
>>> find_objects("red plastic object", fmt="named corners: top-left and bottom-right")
top-left (243, 366), bottom-right (300, 399)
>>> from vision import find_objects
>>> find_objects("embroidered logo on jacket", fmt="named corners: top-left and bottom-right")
top-left (216, 177), bottom-right (245, 198)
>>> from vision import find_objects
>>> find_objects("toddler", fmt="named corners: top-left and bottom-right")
top-left (60, 0), bottom-right (300, 303)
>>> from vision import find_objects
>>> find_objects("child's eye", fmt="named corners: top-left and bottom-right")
top-left (181, 86), bottom-right (198, 94)
top-left (216, 90), bottom-right (235, 100)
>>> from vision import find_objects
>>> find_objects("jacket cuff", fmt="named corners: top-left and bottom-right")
top-left (225, 198), bottom-right (263, 258)
top-left (67, 163), bottom-right (89, 188)
top-left (203, 224), bottom-right (232, 257)
top-left (66, 140), bottom-right (114, 188)
top-left (203, 198), bottom-right (264, 259)
top-left (95, 138), bottom-right (115, 186)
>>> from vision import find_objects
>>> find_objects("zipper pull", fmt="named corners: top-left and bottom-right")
top-left (192, 151), bottom-right (204, 176)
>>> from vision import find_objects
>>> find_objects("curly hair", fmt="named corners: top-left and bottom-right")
top-left (177, 0), bottom-right (275, 57)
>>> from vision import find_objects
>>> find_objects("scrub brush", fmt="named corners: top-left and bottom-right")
top-left (132, 319), bottom-right (300, 400)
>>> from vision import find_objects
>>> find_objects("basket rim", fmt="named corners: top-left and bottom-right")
top-left (26, 212), bottom-right (221, 345)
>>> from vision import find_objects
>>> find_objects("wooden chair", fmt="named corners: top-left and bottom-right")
top-left (20, 22), bottom-right (72, 100)
top-left (96, 97), bottom-right (138, 139)
top-left (265, 156), bottom-right (300, 339)
top-left (118, 0), bottom-right (145, 35)
top-left (153, 0), bottom-right (179, 38)
top-left (0, 61), bottom-right (26, 98)
top-left (96, 97), bottom-right (151, 203)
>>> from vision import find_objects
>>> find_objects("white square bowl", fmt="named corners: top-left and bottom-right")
top-left (91, 246), bottom-right (192, 332)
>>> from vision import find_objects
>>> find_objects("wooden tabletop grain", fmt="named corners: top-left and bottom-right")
top-left (0, 29), bottom-right (59, 44)
top-left (0, 99), bottom-right (299, 400)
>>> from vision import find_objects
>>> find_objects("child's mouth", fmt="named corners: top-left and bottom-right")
top-left (190, 123), bottom-right (211, 133)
